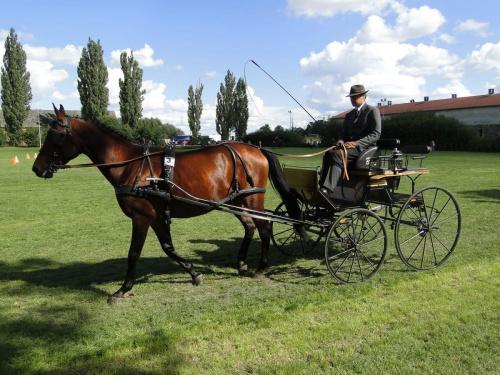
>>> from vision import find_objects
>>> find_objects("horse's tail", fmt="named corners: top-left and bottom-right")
top-left (260, 148), bottom-right (311, 244)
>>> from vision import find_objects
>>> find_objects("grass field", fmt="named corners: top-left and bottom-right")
top-left (1, 146), bottom-right (499, 374)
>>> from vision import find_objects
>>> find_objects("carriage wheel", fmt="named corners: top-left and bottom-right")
top-left (325, 208), bottom-right (387, 283)
top-left (395, 186), bottom-right (461, 271)
top-left (271, 201), bottom-right (324, 256)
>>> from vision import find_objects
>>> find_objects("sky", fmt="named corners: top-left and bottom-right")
top-left (1, 0), bottom-right (499, 137)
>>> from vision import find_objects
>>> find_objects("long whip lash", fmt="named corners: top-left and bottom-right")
top-left (245, 60), bottom-right (317, 123)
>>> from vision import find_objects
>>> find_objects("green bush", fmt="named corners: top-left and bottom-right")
top-left (381, 112), bottom-right (479, 151)
top-left (0, 129), bottom-right (7, 146)
top-left (244, 125), bottom-right (308, 147)
top-left (22, 127), bottom-right (41, 147)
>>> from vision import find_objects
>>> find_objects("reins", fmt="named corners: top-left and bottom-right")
top-left (58, 143), bottom-right (349, 180)
top-left (258, 143), bottom-right (350, 180)
top-left (57, 150), bottom-right (164, 169)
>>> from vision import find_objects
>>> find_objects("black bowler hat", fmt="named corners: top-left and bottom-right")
top-left (346, 84), bottom-right (369, 97)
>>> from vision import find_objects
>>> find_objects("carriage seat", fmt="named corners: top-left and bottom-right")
top-left (352, 146), bottom-right (379, 170)
top-left (351, 139), bottom-right (401, 170)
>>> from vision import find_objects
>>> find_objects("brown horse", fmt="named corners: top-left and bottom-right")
top-left (33, 104), bottom-right (307, 302)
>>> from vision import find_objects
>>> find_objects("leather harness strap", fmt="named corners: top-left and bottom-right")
top-left (339, 144), bottom-right (350, 181)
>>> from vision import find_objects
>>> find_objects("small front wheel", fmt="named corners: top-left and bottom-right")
top-left (325, 208), bottom-right (387, 283)
top-left (395, 186), bottom-right (461, 270)
top-left (271, 201), bottom-right (323, 256)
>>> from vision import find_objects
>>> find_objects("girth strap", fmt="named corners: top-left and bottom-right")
top-left (220, 143), bottom-right (255, 192)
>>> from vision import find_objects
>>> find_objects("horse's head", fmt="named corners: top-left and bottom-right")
top-left (32, 104), bottom-right (81, 178)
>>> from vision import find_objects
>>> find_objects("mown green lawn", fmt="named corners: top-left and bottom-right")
top-left (0, 146), bottom-right (499, 374)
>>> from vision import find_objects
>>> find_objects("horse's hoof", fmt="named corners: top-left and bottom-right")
top-left (193, 273), bottom-right (204, 286)
top-left (107, 295), bottom-right (123, 304)
top-left (253, 272), bottom-right (266, 279)
top-left (238, 264), bottom-right (248, 276)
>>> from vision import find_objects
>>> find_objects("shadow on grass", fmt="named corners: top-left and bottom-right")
top-left (0, 258), bottom-right (191, 374)
top-left (460, 188), bottom-right (500, 203)
top-left (0, 304), bottom-right (184, 374)
top-left (0, 234), bottom-right (325, 298)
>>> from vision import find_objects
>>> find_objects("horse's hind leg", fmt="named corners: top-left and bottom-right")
top-left (151, 221), bottom-right (203, 286)
top-left (236, 215), bottom-right (271, 278)
top-left (254, 218), bottom-right (272, 278)
top-left (235, 215), bottom-right (256, 276)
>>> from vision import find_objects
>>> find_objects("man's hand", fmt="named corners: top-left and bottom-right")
top-left (344, 141), bottom-right (357, 149)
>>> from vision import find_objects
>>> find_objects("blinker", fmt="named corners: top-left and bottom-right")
top-left (47, 128), bottom-right (64, 146)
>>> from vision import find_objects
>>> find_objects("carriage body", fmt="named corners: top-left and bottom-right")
top-left (271, 139), bottom-right (461, 283)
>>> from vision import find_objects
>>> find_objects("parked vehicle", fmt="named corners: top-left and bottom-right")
top-left (200, 136), bottom-right (216, 146)
top-left (172, 135), bottom-right (192, 146)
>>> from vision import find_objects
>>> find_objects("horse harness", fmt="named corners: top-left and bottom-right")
top-left (114, 143), bottom-right (266, 220)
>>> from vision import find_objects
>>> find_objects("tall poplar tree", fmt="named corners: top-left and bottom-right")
top-left (119, 51), bottom-right (145, 128)
top-left (187, 80), bottom-right (204, 142)
top-left (1, 28), bottom-right (32, 146)
top-left (215, 70), bottom-right (236, 141)
top-left (233, 78), bottom-right (249, 141)
top-left (77, 38), bottom-right (109, 122)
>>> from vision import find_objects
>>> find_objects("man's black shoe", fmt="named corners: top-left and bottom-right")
top-left (319, 187), bottom-right (333, 196)
top-left (318, 187), bottom-right (340, 210)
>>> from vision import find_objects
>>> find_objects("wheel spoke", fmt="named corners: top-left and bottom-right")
top-left (395, 186), bottom-right (461, 270)
top-left (325, 209), bottom-right (387, 283)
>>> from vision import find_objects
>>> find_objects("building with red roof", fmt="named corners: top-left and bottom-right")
top-left (333, 89), bottom-right (500, 138)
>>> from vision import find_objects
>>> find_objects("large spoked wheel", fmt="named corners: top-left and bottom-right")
top-left (325, 208), bottom-right (388, 283)
top-left (271, 201), bottom-right (324, 256)
top-left (395, 186), bottom-right (461, 270)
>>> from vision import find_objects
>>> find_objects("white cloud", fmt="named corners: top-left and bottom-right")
top-left (109, 44), bottom-right (164, 68)
top-left (356, 6), bottom-right (445, 43)
top-left (52, 89), bottom-right (79, 101)
top-left (455, 19), bottom-right (491, 38)
top-left (26, 60), bottom-right (69, 103)
top-left (287, 0), bottom-right (394, 18)
top-left (432, 81), bottom-right (471, 98)
top-left (398, 44), bottom-right (459, 76)
top-left (439, 33), bottom-right (456, 44)
top-left (465, 42), bottom-right (500, 72)
top-left (107, 67), bottom-right (123, 106)
top-left (298, 3), bottom-right (462, 111)
top-left (24, 44), bottom-right (82, 65)
top-left (205, 71), bottom-right (217, 78)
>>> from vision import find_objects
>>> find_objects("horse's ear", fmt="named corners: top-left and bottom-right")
top-left (52, 103), bottom-right (57, 112)
top-left (59, 104), bottom-right (66, 114)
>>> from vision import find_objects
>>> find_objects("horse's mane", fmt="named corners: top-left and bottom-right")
top-left (75, 116), bottom-right (142, 145)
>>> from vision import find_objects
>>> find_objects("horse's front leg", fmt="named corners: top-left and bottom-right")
top-left (108, 217), bottom-right (149, 303)
top-left (151, 220), bottom-right (203, 286)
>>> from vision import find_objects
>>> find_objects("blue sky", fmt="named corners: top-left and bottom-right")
top-left (1, 0), bottom-right (499, 136)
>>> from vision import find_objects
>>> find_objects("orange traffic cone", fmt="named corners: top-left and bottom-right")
top-left (11, 156), bottom-right (19, 165)
top-left (26, 153), bottom-right (30, 159)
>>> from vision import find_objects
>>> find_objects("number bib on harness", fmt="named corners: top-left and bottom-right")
top-left (161, 145), bottom-right (175, 185)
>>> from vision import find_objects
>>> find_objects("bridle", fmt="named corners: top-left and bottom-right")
top-left (41, 115), bottom-right (72, 174)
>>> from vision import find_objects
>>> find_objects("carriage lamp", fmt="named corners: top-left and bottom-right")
top-left (388, 148), bottom-right (403, 172)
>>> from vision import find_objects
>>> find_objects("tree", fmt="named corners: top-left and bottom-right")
top-left (187, 80), bottom-right (204, 143)
top-left (233, 78), bottom-right (249, 141)
top-left (77, 38), bottom-right (109, 122)
top-left (215, 70), bottom-right (236, 141)
top-left (119, 51), bottom-right (145, 128)
top-left (1, 28), bottom-right (32, 146)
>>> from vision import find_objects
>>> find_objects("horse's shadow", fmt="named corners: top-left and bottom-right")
top-left (0, 236), bottom-right (317, 295)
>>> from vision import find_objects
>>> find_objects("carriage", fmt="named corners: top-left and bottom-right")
top-left (33, 106), bottom-right (461, 301)
top-left (269, 139), bottom-right (461, 283)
